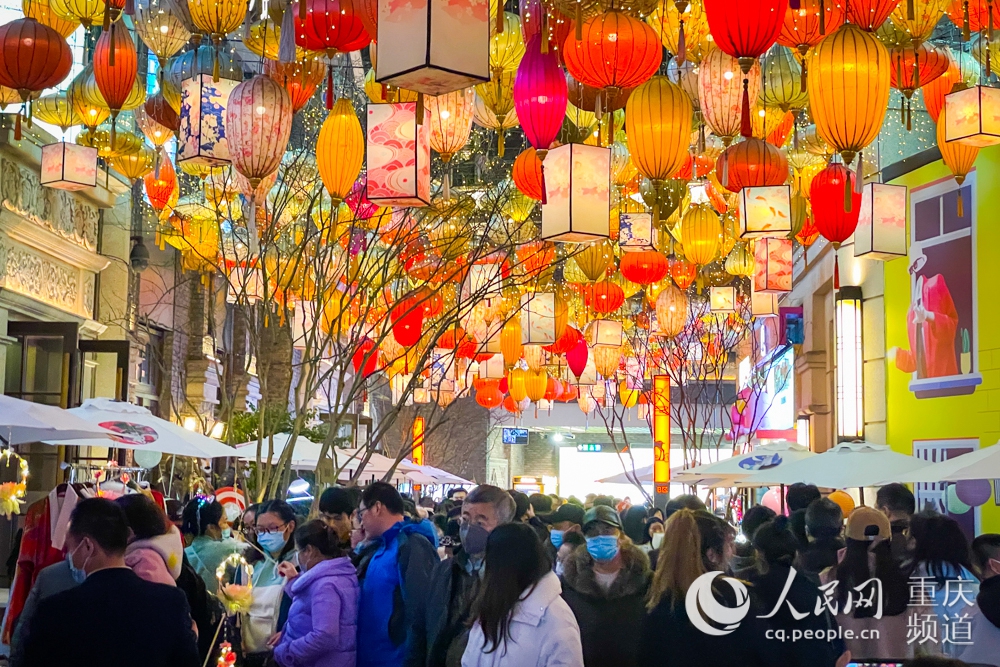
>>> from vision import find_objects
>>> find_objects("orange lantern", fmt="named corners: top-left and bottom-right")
top-left (890, 42), bottom-right (950, 130)
top-left (669, 256), bottom-right (698, 289)
top-left (93, 20), bottom-right (137, 135)
top-left (144, 155), bottom-right (177, 211)
top-left (778, 0), bottom-right (845, 58)
top-left (512, 146), bottom-right (544, 200)
top-left (846, 0), bottom-right (903, 31)
top-left (937, 105), bottom-right (979, 216)
top-left (619, 249), bottom-right (668, 285)
top-left (263, 57), bottom-right (326, 114)
top-left (716, 138), bottom-right (788, 193)
top-left (587, 280), bottom-right (625, 313)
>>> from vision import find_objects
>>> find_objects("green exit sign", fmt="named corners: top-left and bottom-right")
top-left (577, 444), bottom-right (602, 452)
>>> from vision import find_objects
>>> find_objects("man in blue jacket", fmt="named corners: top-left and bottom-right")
top-left (356, 482), bottom-right (439, 667)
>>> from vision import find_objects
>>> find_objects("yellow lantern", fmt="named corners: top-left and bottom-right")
top-left (573, 240), bottom-right (614, 282)
top-left (490, 12), bottom-right (525, 76)
top-left (508, 368), bottom-right (528, 402)
top-left (681, 203), bottom-right (721, 266)
top-left (699, 48), bottom-right (761, 144)
top-left (611, 140), bottom-right (638, 187)
top-left (889, 0), bottom-right (948, 46)
top-left (474, 73), bottom-right (518, 157)
top-left (32, 92), bottom-right (82, 133)
top-left (724, 241), bottom-right (754, 277)
top-left (317, 98), bottom-right (364, 206)
top-left (760, 45), bottom-right (807, 112)
top-left (566, 100), bottom-right (598, 137)
top-left (526, 369), bottom-right (548, 402)
top-left (619, 380), bottom-right (640, 408)
top-left (188, 0), bottom-right (247, 50)
top-left (655, 283), bottom-right (688, 337)
top-left (109, 146), bottom-right (156, 182)
top-left (135, 106), bottom-right (173, 148)
top-left (23, 0), bottom-right (77, 37)
top-left (807, 23), bottom-right (891, 167)
top-left (77, 128), bottom-right (143, 158)
top-left (501, 319), bottom-right (523, 367)
top-left (244, 19), bottom-right (305, 62)
top-left (646, 0), bottom-right (714, 64)
top-left (365, 69), bottom-right (418, 104)
top-left (937, 106), bottom-right (979, 217)
top-left (49, 0), bottom-right (105, 28)
top-left (593, 345), bottom-right (621, 379)
top-left (426, 88), bottom-right (476, 162)
top-left (135, 0), bottom-right (191, 66)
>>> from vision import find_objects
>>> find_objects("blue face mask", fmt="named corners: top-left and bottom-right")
top-left (257, 531), bottom-right (287, 555)
top-left (550, 530), bottom-right (565, 549)
top-left (586, 535), bottom-right (620, 562)
top-left (66, 543), bottom-right (88, 584)
top-left (221, 527), bottom-right (232, 540)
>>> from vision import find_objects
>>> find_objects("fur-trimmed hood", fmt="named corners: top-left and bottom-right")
top-left (561, 540), bottom-right (651, 600)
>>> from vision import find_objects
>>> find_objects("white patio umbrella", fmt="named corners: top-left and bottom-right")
top-left (52, 398), bottom-right (237, 458)
top-left (403, 462), bottom-right (472, 485)
top-left (596, 464), bottom-right (686, 485)
top-left (0, 394), bottom-right (113, 446)
top-left (235, 433), bottom-right (326, 468)
top-left (737, 441), bottom-right (927, 489)
top-left (673, 441), bottom-right (815, 485)
top-left (892, 442), bottom-right (1000, 483)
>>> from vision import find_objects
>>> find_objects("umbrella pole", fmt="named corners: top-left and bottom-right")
top-left (859, 486), bottom-right (865, 506)
top-left (780, 484), bottom-right (785, 515)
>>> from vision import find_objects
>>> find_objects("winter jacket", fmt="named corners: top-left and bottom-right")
top-left (639, 585), bottom-right (780, 667)
top-left (461, 571), bottom-right (584, 667)
top-left (274, 557), bottom-right (360, 667)
top-left (420, 551), bottom-right (484, 667)
top-left (357, 518), bottom-right (439, 667)
top-left (747, 563), bottom-right (844, 667)
top-left (960, 575), bottom-right (1000, 666)
top-left (9, 560), bottom-right (77, 667)
top-left (126, 526), bottom-right (184, 586)
top-left (794, 537), bottom-right (845, 580)
top-left (185, 534), bottom-right (245, 593)
top-left (559, 542), bottom-right (651, 667)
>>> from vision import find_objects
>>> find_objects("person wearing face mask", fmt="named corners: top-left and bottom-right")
top-left (20, 498), bottom-right (200, 667)
top-left (559, 505), bottom-right (651, 667)
top-left (245, 499), bottom-right (300, 663)
top-left (182, 496), bottom-right (243, 592)
top-left (418, 485), bottom-right (517, 667)
top-left (540, 502), bottom-right (584, 573)
top-left (960, 534), bottom-right (1000, 665)
top-left (272, 520), bottom-right (359, 667)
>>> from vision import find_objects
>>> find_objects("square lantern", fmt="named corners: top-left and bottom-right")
top-left (542, 143), bottom-right (611, 243)
top-left (178, 74), bottom-right (239, 167)
top-left (944, 85), bottom-right (1000, 147)
top-left (754, 237), bottom-right (793, 294)
top-left (520, 292), bottom-right (557, 345)
top-left (751, 289), bottom-right (781, 318)
top-left (468, 263), bottom-right (504, 298)
top-left (366, 102), bottom-right (432, 207)
top-left (738, 185), bottom-right (792, 238)
top-left (40, 142), bottom-right (97, 191)
top-left (375, 0), bottom-right (490, 95)
top-left (588, 319), bottom-right (624, 347)
top-left (619, 212), bottom-right (657, 251)
top-left (710, 286), bottom-right (736, 313)
top-left (855, 183), bottom-right (907, 260)
top-left (478, 351), bottom-right (505, 379)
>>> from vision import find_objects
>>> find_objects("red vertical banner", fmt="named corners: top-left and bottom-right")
top-left (412, 416), bottom-right (425, 466)
top-left (652, 375), bottom-right (671, 497)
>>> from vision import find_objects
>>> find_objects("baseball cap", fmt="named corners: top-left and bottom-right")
top-left (846, 506), bottom-right (891, 542)
top-left (582, 505), bottom-right (623, 531)
top-left (541, 503), bottom-right (585, 526)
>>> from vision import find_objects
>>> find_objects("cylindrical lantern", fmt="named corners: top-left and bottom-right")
top-left (318, 98), bottom-right (364, 206)
top-left (93, 19), bottom-right (137, 132)
top-left (541, 143), bottom-right (611, 242)
top-left (501, 319), bottom-right (523, 367)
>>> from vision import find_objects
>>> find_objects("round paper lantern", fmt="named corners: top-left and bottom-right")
top-left (890, 0), bottom-right (947, 45)
top-left (593, 345), bottom-right (620, 378)
top-left (946, 484), bottom-right (972, 514)
top-left (501, 319), bottom-right (523, 367)
top-left (23, 0), bottom-right (77, 37)
top-left (810, 163), bottom-right (861, 248)
top-left (50, 0), bottom-right (104, 28)
top-left (955, 479), bottom-right (992, 507)
top-left (889, 42), bottom-right (949, 128)
top-left (294, 0), bottom-right (371, 54)
top-left (682, 203), bottom-right (722, 265)
top-left (390, 299), bottom-right (424, 347)
top-left (134, 0), bottom-right (190, 66)
top-left (512, 147), bottom-right (544, 200)
top-left (699, 47), bottom-right (761, 143)
top-left (620, 250), bottom-right (668, 285)
top-left (0, 18), bottom-right (72, 106)
top-left (807, 22), bottom-right (891, 167)
top-left (625, 76), bottom-right (693, 195)
top-left (514, 34), bottom-right (567, 155)
top-left (588, 281), bottom-right (625, 313)
top-left (264, 57), bottom-right (326, 114)
top-left (562, 11), bottom-right (661, 106)
top-left (526, 369), bottom-right (548, 402)
top-left (724, 241), bottom-right (755, 277)
top-left (475, 73), bottom-right (518, 155)
top-left (846, 0), bottom-right (903, 30)
top-left (352, 339), bottom-right (379, 377)
top-left (655, 283), bottom-right (688, 337)
top-left (227, 75), bottom-right (294, 193)
top-left (317, 98), bottom-right (363, 206)
top-left (937, 106), bottom-right (979, 215)
top-left (476, 385), bottom-right (504, 409)
top-left (716, 138), bottom-right (788, 192)
top-left (923, 49), bottom-right (979, 122)
top-left (574, 240), bottom-right (614, 281)
top-left (508, 368), bottom-right (528, 402)
top-left (426, 87), bottom-right (476, 163)
top-left (646, 0), bottom-right (714, 64)
top-left (144, 155), bottom-right (177, 211)
top-left (703, 0), bottom-right (786, 137)
top-left (110, 146), bottom-right (156, 182)
top-left (93, 20), bottom-right (137, 129)
top-left (779, 0), bottom-right (846, 57)
top-left (188, 0), bottom-right (246, 46)
top-left (670, 255), bottom-right (698, 289)
top-left (492, 12), bottom-right (525, 74)
top-left (760, 45), bottom-right (807, 111)
top-left (827, 490), bottom-right (856, 515)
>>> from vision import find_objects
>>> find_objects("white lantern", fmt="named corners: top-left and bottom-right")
top-left (751, 289), bottom-right (780, 318)
top-left (855, 183), bottom-right (907, 260)
top-left (179, 75), bottom-right (238, 167)
top-left (366, 102), bottom-right (432, 206)
top-left (376, 0), bottom-right (490, 95)
top-left (753, 237), bottom-right (793, 294)
top-left (479, 352), bottom-right (505, 379)
top-left (738, 185), bottom-right (792, 238)
top-left (710, 286), bottom-right (736, 312)
top-left (577, 355), bottom-right (599, 386)
top-left (588, 319), bottom-right (624, 347)
top-left (41, 142), bottom-right (97, 191)
top-left (468, 263), bottom-right (504, 298)
top-left (520, 292), bottom-right (557, 345)
top-left (619, 212), bottom-right (657, 251)
top-left (542, 143), bottom-right (611, 242)
top-left (944, 85), bottom-right (1000, 147)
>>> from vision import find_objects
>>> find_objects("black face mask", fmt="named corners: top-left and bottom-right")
top-left (459, 523), bottom-right (489, 556)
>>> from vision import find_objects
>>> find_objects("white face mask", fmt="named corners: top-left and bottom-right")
top-left (651, 533), bottom-right (665, 550)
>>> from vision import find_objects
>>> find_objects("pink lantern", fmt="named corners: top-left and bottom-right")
top-left (514, 34), bottom-right (567, 156)
top-left (40, 142), bottom-right (97, 191)
top-left (226, 75), bottom-right (294, 193)
top-left (854, 183), bottom-right (907, 261)
top-left (753, 237), bottom-right (793, 293)
top-left (345, 178), bottom-right (380, 220)
top-left (366, 101), bottom-right (432, 206)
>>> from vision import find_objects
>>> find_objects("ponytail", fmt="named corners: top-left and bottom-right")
top-left (648, 509), bottom-right (705, 610)
top-left (294, 519), bottom-right (344, 559)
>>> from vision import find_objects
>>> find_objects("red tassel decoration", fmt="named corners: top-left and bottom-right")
top-left (14, 112), bottom-right (21, 141)
top-left (677, 19), bottom-right (686, 62)
top-left (741, 78), bottom-right (751, 138)
top-left (539, 156), bottom-right (547, 205)
top-left (326, 67), bottom-right (334, 109)
top-left (299, 0), bottom-right (306, 21)
top-left (416, 92), bottom-right (424, 125)
top-left (819, 0), bottom-right (826, 34)
top-left (834, 253), bottom-right (840, 289)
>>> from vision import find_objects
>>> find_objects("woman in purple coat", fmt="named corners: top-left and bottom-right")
top-left (273, 520), bottom-right (359, 667)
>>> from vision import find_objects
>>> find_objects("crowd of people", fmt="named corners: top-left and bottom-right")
top-left (7, 480), bottom-right (1000, 667)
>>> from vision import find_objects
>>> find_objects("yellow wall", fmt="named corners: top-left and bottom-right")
top-left (887, 146), bottom-right (1000, 531)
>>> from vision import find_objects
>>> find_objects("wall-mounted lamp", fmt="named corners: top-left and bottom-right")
top-left (835, 287), bottom-right (864, 441)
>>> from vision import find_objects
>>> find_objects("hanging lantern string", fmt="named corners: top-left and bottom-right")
top-left (964, 0), bottom-right (971, 40)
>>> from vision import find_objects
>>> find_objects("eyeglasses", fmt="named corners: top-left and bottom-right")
top-left (256, 522), bottom-right (288, 536)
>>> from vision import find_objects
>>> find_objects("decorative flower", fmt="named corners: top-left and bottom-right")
top-left (0, 482), bottom-right (25, 519)
top-left (219, 583), bottom-right (253, 614)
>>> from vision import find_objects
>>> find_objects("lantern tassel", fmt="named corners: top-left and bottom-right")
top-left (540, 156), bottom-right (547, 205)
top-left (102, 3), bottom-right (111, 31)
top-left (212, 45), bottom-right (220, 82)
top-left (248, 195), bottom-right (260, 256)
top-left (801, 59), bottom-right (807, 93)
top-left (299, 0), bottom-right (306, 21)
top-left (855, 152), bottom-right (863, 194)
top-left (279, 5), bottom-right (296, 63)
top-left (907, 0), bottom-right (914, 20)
top-left (958, 187), bottom-right (965, 217)
top-left (109, 22), bottom-right (116, 66)
top-left (541, 10), bottom-right (549, 53)
top-left (496, 3), bottom-right (504, 33)
top-left (740, 78), bottom-right (751, 138)
top-left (964, 0), bottom-right (971, 40)
top-left (443, 169), bottom-right (451, 201)
top-left (843, 165), bottom-right (852, 212)
top-left (13, 111), bottom-right (20, 141)
top-left (721, 154), bottom-right (729, 188)
top-left (154, 147), bottom-right (161, 178)
top-left (326, 67), bottom-right (334, 110)
top-left (575, 2), bottom-right (582, 40)
top-left (906, 99), bottom-right (913, 131)
top-left (819, 0), bottom-right (825, 34)
top-left (677, 19), bottom-right (686, 62)
top-left (834, 253), bottom-right (840, 290)
top-left (498, 131), bottom-right (505, 157)
top-left (110, 111), bottom-right (118, 146)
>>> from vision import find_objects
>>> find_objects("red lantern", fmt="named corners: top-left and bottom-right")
top-left (390, 298), bottom-right (424, 347)
top-left (502, 394), bottom-right (523, 414)
top-left (810, 163), bottom-right (861, 247)
top-left (521, 0), bottom-right (573, 58)
top-left (674, 153), bottom-right (715, 180)
top-left (544, 377), bottom-right (560, 401)
top-left (264, 58), bottom-right (327, 114)
top-left (778, 0), bottom-right (845, 55)
top-left (703, 0), bottom-right (787, 137)
top-left (889, 42), bottom-right (949, 130)
top-left (294, 0), bottom-right (371, 55)
top-left (716, 138), bottom-right (789, 193)
top-left (544, 325), bottom-right (582, 354)
top-left (562, 11), bottom-right (660, 109)
top-left (560, 383), bottom-right (579, 401)
top-left (476, 385), bottom-right (504, 409)
top-left (513, 147), bottom-right (545, 200)
top-left (669, 256), bottom-right (697, 290)
top-left (566, 337), bottom-right (589, 378)
top-left (514, 34), bottom-right (567, 154)
top-left (516, 241), bottom-right (556, 279)
top-left (844, 0), bottom-right (903, 31)
top-left (352, 339), bottom-right (378, 377)
top-left (347, 0), bottom-right (377, 38)
top-left (587, 281), bottom-right (625, 313)
top-left (768, 110), bottom-right (796, 147)
top-left (93, 20), bottom-right (137, 123)
top-left (947, 0), bottom-right (992, 34)
top-left (620, 250), bottom-right (668, 285)
top-left (0, 18), bottom-right (71, 106)
top-left (144, 156), bottom-right (176, 211)
top-left (144, 92), bottom-right (179, 132)
top-left (437, 326), bottom-right (465, 349)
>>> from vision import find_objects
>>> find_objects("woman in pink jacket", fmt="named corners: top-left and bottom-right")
top-left (116, 494), bottom-right (184, 586)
